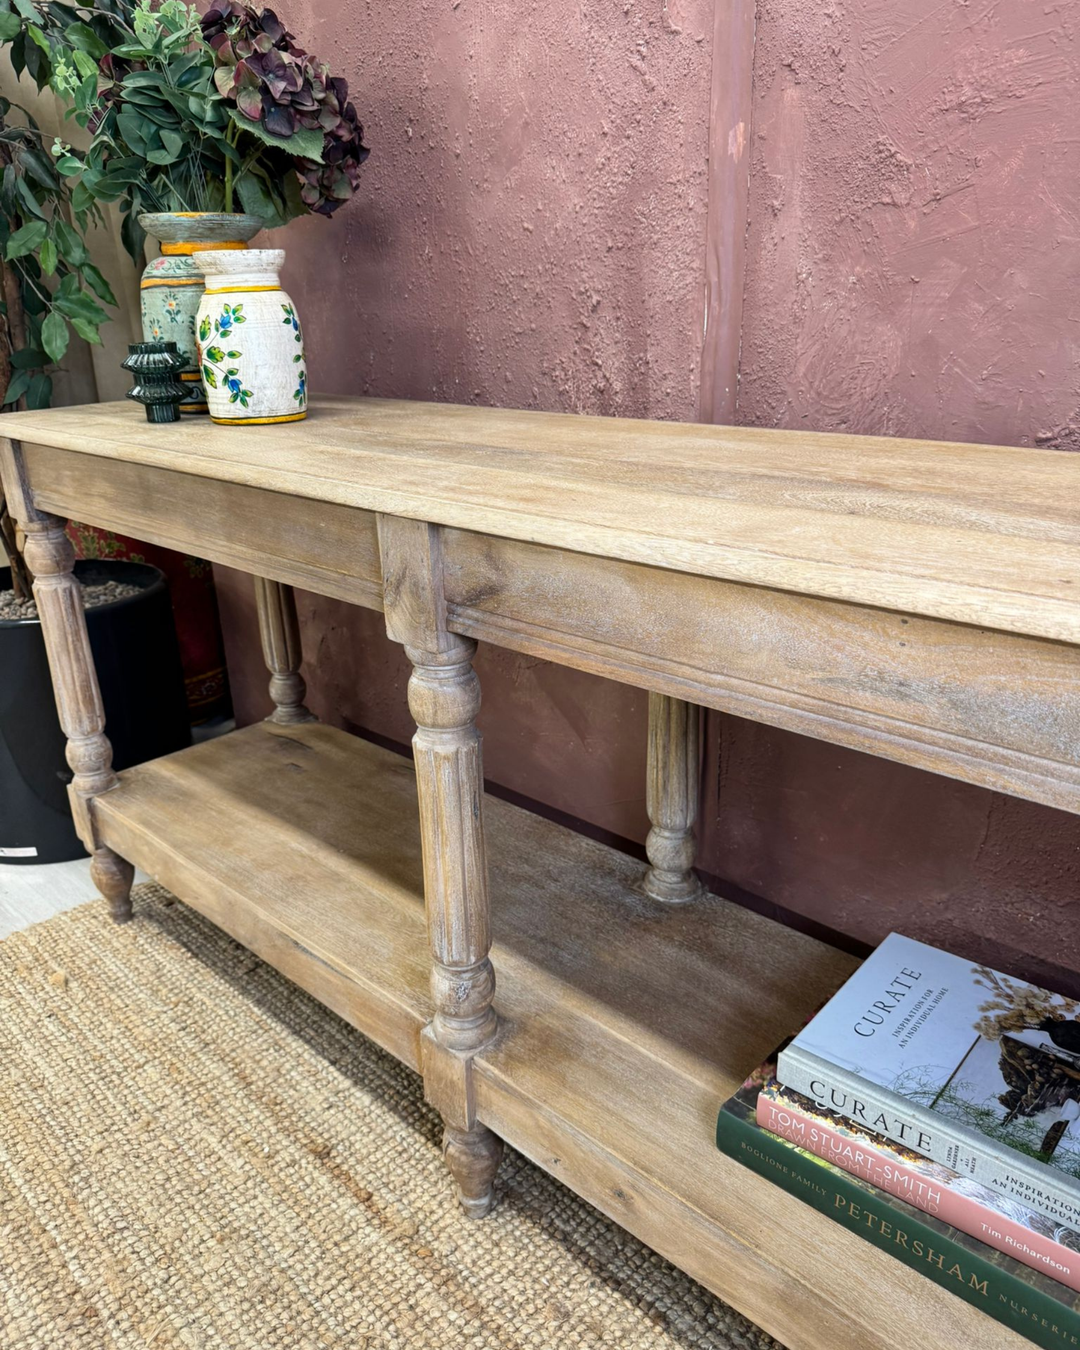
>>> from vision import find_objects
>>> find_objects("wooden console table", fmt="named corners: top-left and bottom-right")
top-left (3, 398), bottom-right (1078, 1350)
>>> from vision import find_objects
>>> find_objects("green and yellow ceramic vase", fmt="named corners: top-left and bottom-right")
top-left (192, 248), bottom-right (307, 425)
top-left (138, 213), bottom-right (264, 415)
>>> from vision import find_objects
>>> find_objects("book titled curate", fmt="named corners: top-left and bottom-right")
top-left (716, 1043), bottom-right (1080, 1350)
top-left (759, 1077), bottom-right (1080, 1292)
top-left (777, 933), bottom-right (1080, 1230)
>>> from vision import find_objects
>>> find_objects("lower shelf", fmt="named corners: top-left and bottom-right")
top-left (94, 722), bottom-right (1026, 1350)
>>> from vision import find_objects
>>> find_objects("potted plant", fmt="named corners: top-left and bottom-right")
top-left (45, 0), bottom-right (370, 409)
top-left (0, 502), bottom-right (192, 864)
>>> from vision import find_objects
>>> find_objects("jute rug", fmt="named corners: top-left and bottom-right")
top-left (0, 883), bottom-right (780, 1350)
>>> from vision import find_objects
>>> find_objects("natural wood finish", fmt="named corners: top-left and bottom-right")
top-left (89, 847), bottom-right (136, 925)
top-left (3, 397), bottom-right (1073, 1347)
top-left (4, 396), bottom-right (1079, 642)
top-left (0, 438), bottom-right (134, 922)
top-left (445, 529), bottom-right (1080, 813)
top-left (95, 724), bottom-right (432, 1069)
top-left (378, 514), bottom-right (502, 1216)
top-left (20, 440), bottom-right (384, 611)
top-left (643, 693), bottom-right (704, 904)
top-left (90, 723), bottom-right (1024, 1350)
top-left (8, 407), bottom-right (1080, 810)
top-left (254, 577), bottom-right (314, 725)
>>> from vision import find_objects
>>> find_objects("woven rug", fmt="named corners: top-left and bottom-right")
top-left (0, 883), bottom-right (781, 1350)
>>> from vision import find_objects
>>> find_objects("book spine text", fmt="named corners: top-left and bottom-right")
top-left (777, 1043), bottom-right (1080, 1231)
top-left (757, 1091), bottom-right (1080, 1293)
top-left (716, 1106), bottom-right (1080, 1350)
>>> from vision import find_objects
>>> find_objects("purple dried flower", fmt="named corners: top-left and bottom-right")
top-left (202, 1), bottom-right (369, 214)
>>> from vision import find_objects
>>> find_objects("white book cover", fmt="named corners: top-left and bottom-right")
top-left (777, 933), bottom-right (1080, 1228)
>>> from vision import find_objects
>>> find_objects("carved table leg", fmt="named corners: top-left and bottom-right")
top-left (643, 692), bottom-right (705, 904)
top-left (255, 577), bottom-right (315, 724)
top-left (18, 502), bottom-right (134, 922)
top-left (379, 515), bottom-right (502, 1217)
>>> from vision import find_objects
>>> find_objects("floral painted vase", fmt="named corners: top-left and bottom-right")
top-left (192, 249), bottom-right (307, 425)
top-left (139, 213), bottom-right (264, 414)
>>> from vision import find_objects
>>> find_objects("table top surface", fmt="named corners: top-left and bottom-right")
top-left (5, 395), bottom-right (1080, 642)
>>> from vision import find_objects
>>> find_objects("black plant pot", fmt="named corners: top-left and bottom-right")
top-left (0, 559), bottom-right (192, 865)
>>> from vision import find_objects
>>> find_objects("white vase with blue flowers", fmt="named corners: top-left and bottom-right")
top-left (192, 248), bottom-right (307, 425)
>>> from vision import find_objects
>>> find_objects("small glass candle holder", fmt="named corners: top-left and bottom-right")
top-left (122, 342), bottom-right (189, 424)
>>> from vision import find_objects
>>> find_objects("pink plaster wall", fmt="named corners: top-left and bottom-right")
top-left (721, 0), bottom-right (1080, 988)
top-left (278, 0), bottom-right (713, 417)
top-left (216, 0), bottom-right (1080, 990)
top-left (219, 0), bottom-right (715, 844)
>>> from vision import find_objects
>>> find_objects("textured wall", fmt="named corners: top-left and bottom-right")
top-left (723, 0), bottom-right (1080, 990)
top-left (217, 0), bottom-right (1080, 991)
top-left (740, 0), bottom-right (1080, 447)
top-left (220, 0), bottom-right (714, 844)
top-left (277, 0), bottom-right (713, 417)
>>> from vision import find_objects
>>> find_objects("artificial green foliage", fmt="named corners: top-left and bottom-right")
top-left (0, 0), bottom-right (368, 424)
top-left (0, 96), bottom-right (116, 413)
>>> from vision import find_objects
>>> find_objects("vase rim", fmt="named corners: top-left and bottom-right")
top-left (139, 212), bottom-right (265, 245)
top-left (192, 247), bottom-right (285, 275)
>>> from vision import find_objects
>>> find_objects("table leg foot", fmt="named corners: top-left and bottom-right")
top-left (443, 1123), bottom-right (503, 1218)
top-left (90, 846), bottom-right (135, 924)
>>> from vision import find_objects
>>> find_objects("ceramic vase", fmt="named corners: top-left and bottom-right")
top-left (139, 213), bottom-right (264, 415)
top-left (192, 249), bottom-right (307, 425)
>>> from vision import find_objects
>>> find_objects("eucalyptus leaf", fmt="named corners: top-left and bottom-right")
top-left (236, 170), bottom-right (288, 229)
top-left (116, 111), bottom-right (147, 155)
top-left (144, 127), bottom-right (185, 165)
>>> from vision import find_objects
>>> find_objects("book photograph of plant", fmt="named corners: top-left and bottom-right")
top-left (907, 967), bottom-right (1080, 1177)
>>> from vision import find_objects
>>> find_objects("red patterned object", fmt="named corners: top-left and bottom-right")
top-left (66, 524), bottom-right (231, 723)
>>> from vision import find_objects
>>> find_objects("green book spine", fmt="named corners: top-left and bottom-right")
top-left (717, 1105), bottom-right (1080, 1350)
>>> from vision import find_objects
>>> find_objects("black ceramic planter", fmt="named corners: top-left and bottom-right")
top-left (0, 559), bottom-right (192, 864)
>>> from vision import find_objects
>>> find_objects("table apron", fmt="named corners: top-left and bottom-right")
top-left (440, 528), bottom-right (1080, 814)
top-left (23, 440), bottom-right (384, 611)
top-left (20, 439), bottom-right (1080, 813)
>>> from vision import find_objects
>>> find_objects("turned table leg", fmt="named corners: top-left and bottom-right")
top-left (378, 515), bottom-right (502, 1217)
top-left (7, 466), bottom-right (134, 921)
top-left (643, 692), bottom-right (704, 904)
top-left (255, 577), bottom-right (315, 724)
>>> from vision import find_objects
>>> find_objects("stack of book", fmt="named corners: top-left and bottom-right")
top-left (716, 934), bottom-right (1080, 1348)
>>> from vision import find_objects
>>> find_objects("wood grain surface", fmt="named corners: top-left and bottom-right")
top-left (90, 723), bottom-right (1026, 1350)
top-left (5, 396), bottom-right (1079, 641)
